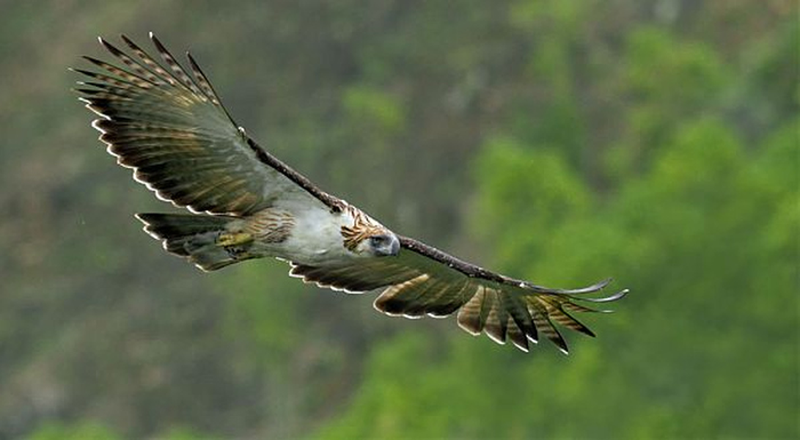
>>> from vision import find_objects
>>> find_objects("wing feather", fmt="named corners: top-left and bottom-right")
top-left (82, 55), bottom-right (157, 88)
top-left (483, 289), bottom-right (509, 344)
top-left (500, 294), bottom-right (538, 343)
top-left (538, 296), bottom-right (595, 337)
top-left (456, 285), bottom-right (489, 335)
top-left (149, 35), bottom-right (206, 96)
top-left (290, 260), bottom-right (421, 293)
top-left (528, 301), bottom-right (569, 353)
top-left (186, 52), bottom-right (223, 106)
top-left (424, 278), bottom-right (473, 318)
top-left (395, 278), bottom-right (457, 319)
top-left (99, 37), bottom-right (167, 86)
top-left (76, 34), bottom-right (338, 215)
top-left (506, 320), bottom-right (530, 352)
top-left (285, 236), bottom-right (627, 353)
top-left (373, 274), bottom-right (433, 316)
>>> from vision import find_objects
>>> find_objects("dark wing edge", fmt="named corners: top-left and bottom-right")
top-left (73, 33), bottom-right (343, 214)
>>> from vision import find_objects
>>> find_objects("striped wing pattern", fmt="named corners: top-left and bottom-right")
top-left (290, 239), bottom-right (627, 353)
top-left (74, 34), bottom-right (318, 215)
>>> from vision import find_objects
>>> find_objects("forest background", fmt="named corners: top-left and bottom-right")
top-left (0, 1), bottom-right (797, 439)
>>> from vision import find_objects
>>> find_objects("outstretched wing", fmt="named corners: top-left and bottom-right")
top-left (74, 34), bottom-right (341, 215)
top-left (290, 236), bottom-right (628, 353)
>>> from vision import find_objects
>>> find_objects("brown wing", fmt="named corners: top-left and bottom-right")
top-left (289, 236), bottom-right (628, 353)
top-left (74, 34), bottom-right (342, 215)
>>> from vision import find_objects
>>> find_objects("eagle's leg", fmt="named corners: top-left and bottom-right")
top-left (217, 232), bottom-right (253, 247)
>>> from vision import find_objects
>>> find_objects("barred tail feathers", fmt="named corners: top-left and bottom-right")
top-left (136, 213), bottom-right (251, 271)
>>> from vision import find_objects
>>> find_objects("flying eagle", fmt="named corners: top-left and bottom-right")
top-left (74, 34), bottom-right (627, 353)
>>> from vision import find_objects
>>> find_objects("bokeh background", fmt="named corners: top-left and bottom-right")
top-left (1, 1), bottom-right (797, 439)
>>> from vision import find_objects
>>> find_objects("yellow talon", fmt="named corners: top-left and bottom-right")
top-left (217, 232), bottom-right (253, 247)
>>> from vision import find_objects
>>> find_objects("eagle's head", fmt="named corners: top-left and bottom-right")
top-left (363, 232), bottom-right (400, 257)
top-left (341, 209), bottom-right (400, 257)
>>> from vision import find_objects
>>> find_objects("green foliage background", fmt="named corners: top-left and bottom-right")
top-left (0, 1), bottom-right (796, 439)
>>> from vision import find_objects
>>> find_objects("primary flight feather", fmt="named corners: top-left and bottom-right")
top-left (75, 34), bottom-right (627, 353)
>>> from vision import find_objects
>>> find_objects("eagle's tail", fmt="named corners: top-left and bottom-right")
top-left (136, 213), bottom-right (253, 271)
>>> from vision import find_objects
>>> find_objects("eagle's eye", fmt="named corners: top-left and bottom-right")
top-left (370, 235), bottom-right (388, 245)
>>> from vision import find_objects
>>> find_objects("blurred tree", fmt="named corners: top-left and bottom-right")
top-left (27, 421), bottom-right (121, 440)
top-left (0, 0), bottom-right (795, 439)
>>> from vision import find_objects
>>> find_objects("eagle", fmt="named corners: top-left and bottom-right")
top-left (74, 34), bottom-right (627, 353)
